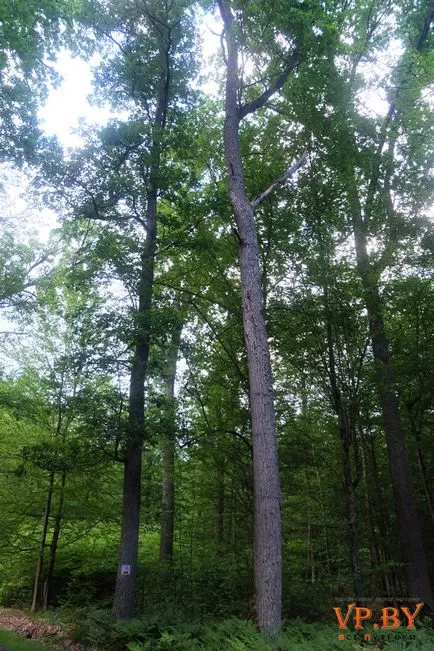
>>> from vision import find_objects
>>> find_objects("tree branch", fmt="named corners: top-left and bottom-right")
top-left (239, 51), bottom-right (299, 119)
top-left (251, 151), bottom-right (308, 209)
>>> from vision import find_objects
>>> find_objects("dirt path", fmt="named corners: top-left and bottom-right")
top-left (0, 610), bottom-right (87, 651)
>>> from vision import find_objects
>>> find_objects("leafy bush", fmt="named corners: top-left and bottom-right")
top-left (0, 580), bottom-right (33, 608)
top-left (49, 605), bottom-right (114, 646)
top-left (61, 568), bottom-right (115, 607)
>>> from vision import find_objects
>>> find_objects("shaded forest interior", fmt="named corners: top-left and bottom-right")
top-left (0, 0), bottom-right (433, 649)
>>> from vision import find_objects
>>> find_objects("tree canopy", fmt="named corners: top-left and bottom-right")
top-left (0, 0), bottom-right (433, 648)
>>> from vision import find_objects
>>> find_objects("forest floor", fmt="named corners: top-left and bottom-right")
top-left (0, 611), bottom-right (87, 651)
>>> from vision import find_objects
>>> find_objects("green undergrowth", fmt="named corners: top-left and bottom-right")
top-left (0, 628), bottom-right (54, 651)
top-left (45, 607), bottom-right (434, 650)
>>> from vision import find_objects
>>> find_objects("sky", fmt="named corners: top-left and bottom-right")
top-left (0, 13), bottom-right (222, 337)
top-left (1, 10), bottom-right (431, 360)
top-left (8, 12), bottom-right (221, 242)
top-left (2, 53), bottom-right (108, 245)
top-left (2, 11), bottom-right (431, 248)
top-left (0, 15), bottom-right (222, 366)
top-left (38, 12), bottom-right (222, 149)
top-left (39, 51), bottom-right (112, 149)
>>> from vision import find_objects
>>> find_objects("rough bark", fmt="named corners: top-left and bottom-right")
top-left (113, 15), bottom-right (171, 620)
top-left (159, 319), bottom-right (182, 563)
top-left (31, 472), bottom-right (54, 612)
top-left (218, 0), bottom-right (284, 635)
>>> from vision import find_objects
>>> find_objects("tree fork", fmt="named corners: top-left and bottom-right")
top-left (217, 0), bottom-right (295, 635)
top-left (31, 472), bottom-right (54, 612)
top-left (43, 469), bottom-right (66, 610)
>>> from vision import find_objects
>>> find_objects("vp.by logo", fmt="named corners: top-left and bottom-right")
top-left (333, 602), bottom-right (424, 630)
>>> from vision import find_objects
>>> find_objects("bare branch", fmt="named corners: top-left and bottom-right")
top-left (251, 151), bottom-right (308, 209)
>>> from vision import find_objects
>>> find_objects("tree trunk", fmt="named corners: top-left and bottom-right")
top-left (409, 410), bottom-right (434, 526)
top-left (348, 175), bottom-right (433, 610)
top-left (113, 18), bottom-right (171, 619)
top-left (43, 469), bottom-right (66, 610)
top-left (415, 439), bottom-right (434, 525)
top-left (31, 472), bottom-right (54, 611)
top-left (368, 426), bottom-right (401, 595)
top-left (113, 203), bottom-right (157, 621)
top-left (215, 462), bottom-right (225, 546)
top-left (159, 319), bottom-right (182, 563)
top-left (311, 451), bottom-right (331, 577)
top-left (361, 438), bottom-right (397, 597)
top-left (342, 438), bottom-right (363, 597)
top-left (218, 1), bottom-right (282, 635)
top-left (340, 1), bottom-right (434, 610)
top-left (159, 438), bottom-right (175, 562)
top-left (324, 293), bottom-right (363, 597)
top-left (306, 521), bottom-right (316, 584)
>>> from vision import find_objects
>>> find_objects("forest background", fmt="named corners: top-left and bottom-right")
top-left (0, 0), bottom-right (433, 649)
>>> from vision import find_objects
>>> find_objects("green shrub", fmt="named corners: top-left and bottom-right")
top-left (46, 608), bottom-right (434, 651)
top-left (0, 580), bottom-right (33, 607)
top-left (49, 605), bottom-right (114, 646)
top-left (122, 618), bottom-right (434, 651)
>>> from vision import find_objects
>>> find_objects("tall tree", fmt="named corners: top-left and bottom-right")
top-left (274, 0), bottom-right (434, 609)
top-left (59, 0), bottom-right (199, 619)
top-left (338, 1), bottom-right (434, 610)
top-left (216, 0), bottom-right (308, 635)
top-left (106, 3), bottom-right (174, 618)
